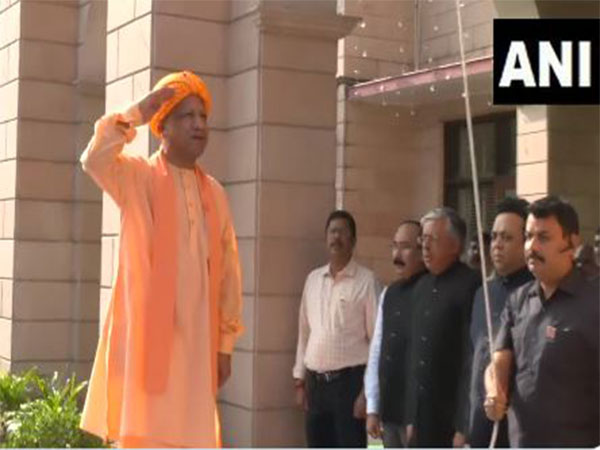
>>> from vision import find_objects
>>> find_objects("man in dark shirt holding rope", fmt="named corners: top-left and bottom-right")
top-left (485, 196), bottom-right (599, 447)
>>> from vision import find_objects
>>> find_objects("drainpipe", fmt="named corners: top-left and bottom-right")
top-left (414, 0), bottom-right (420, 70)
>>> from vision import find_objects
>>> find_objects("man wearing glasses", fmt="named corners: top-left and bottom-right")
top-left (404, 207), bottom-right (480, 447)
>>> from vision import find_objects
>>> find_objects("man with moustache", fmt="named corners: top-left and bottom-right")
top-left (79, 71), bottom-right (243, 447)
top-left (405, 208), bottom-right (480, 447)
top-left (293, 210), bottom-right (379, 447)
top-left (467, 197), bottom-right (533, 447)
top-left (365, 221), bottom-right (426, 447)
top-left (485, 196), bottom-right (599, 447)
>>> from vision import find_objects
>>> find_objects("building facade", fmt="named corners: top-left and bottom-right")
top-left (0, 0), bottom-right (597, 447)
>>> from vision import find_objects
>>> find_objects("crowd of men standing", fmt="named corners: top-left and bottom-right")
top-left (293, 195), bottom-right (599, 448)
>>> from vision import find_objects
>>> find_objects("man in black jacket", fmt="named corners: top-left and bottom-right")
top-left (365, 220), bottom-right (426, 447)
top-left (406, 207), bottom-right (480, 447)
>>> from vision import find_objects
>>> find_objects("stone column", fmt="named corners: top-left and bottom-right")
top-left (221, 3), bottom-right (357, 446)
top-left (0, 0), bottom-right (20, 374)
top-left (0, 0), bottom-right (105, 378)
top-left (517, 105), bottom-right (600, 238)
top-left (498, 0), bottom-right (600, 240)
top-left (547, 107), bottom-right (599, 238)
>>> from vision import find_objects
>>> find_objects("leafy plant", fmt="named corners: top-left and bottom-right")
top-left (0, 368), bottom-right (39, 414)
top-left (0, 370), bottom-right (105, 448)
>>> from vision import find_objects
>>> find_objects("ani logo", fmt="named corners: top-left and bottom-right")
top-left (493, 19), bottom-right (599, 105)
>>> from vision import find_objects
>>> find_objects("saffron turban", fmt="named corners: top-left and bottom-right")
top-left (149, 71), bottom-right (212, 138)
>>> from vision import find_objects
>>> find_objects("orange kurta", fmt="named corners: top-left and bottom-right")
top-left (79, 111), bottom-right (243, 447)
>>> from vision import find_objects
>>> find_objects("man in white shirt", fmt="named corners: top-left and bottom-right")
top-left (293, 210), bottom-right (379, 447)
top-left (365, 221), bottom-right (425, 447)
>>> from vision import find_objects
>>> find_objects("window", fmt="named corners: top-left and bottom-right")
top-left (444, 113), bottom-right (516, 240)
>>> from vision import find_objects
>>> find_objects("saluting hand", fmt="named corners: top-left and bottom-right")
top-left (123, 87), bottom-right (176, 127)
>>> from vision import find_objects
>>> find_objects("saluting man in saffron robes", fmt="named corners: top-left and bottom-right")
top-left (79, 71), bottom-right (244, 448)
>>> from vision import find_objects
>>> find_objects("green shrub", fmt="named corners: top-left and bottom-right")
top-left (0, 370), bottom-right (105, 448)
top-left (0, 368), bottom-right (38, 414)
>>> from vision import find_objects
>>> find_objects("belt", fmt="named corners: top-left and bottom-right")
top-left (307, 365), bottom-right (365, 383)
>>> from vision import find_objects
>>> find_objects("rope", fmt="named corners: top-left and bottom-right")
top-left (454, 1), bottom-right (499, 448)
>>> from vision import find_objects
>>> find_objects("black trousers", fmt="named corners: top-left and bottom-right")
top-left (413, 398), bottom-right (454, 447)
top-left (382, 422), bottom-right (407, 448)
top-left (305, 366), bottom-right (367, 448)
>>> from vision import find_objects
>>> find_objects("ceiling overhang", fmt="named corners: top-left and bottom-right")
top-left (347, 56), bottom-right (493, 106)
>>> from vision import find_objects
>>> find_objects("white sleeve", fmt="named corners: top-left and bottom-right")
top-left (365, 287), bottom-right (386, 415)
top-left (292, 277), bottom-right (311, 379)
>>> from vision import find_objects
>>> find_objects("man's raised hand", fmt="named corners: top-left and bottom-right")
top-left (123, 87), bottom-right (176, 127)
